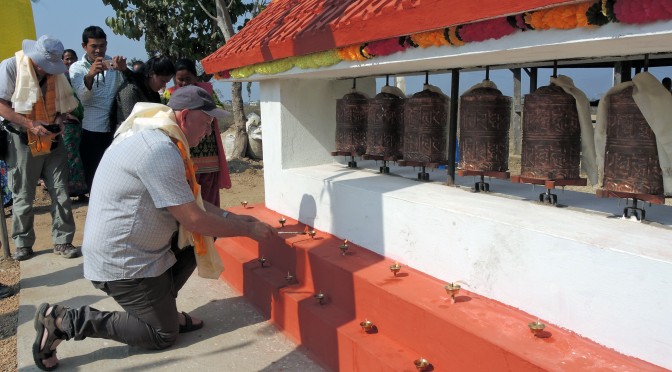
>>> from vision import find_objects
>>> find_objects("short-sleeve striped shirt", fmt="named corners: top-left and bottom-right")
top-left (82, 129), bottom-right (195, 281)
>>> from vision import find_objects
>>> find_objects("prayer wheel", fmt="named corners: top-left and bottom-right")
top-left (521, 85), bottom-right (581, 179)
top-left (403, 89), bottom-right (448, 163)
top-left (366, 92), bottom-right (404, 158)
top-left (603, 87), bottom-right (663, 195)
top-left (458, 87), bottom-right (511, 172)
top-left (335, 91), bottom-right (368, 155)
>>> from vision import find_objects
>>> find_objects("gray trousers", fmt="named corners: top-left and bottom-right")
top-left (60, 247), bottom-right (197, 350)
top-left (6, 131), bottom-right (75, 248)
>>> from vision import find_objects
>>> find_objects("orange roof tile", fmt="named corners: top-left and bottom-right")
top-left (202, 0), bottom-right (580, 74)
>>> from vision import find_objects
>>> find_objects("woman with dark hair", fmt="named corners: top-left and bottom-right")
top-left (62, 49), bottom-right (78, 83)
top-left (164, 58), bottom-right (231, 206)
top-left (110, 55), bottom-right (175, 130)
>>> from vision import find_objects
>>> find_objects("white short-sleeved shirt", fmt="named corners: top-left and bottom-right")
top-left (82, 129), bottom-right (195, 281)
top-left (69, 55), bottom-right (124, 132)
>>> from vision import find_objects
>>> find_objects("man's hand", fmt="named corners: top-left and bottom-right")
top-left (87, 57), bottom-right (105, 77)
top-left (246, 221), bottom-right (278, 241)
top-left (27, 120), bottom-right (51, 136)
top-left (111, 56), bottom-right (128, 72)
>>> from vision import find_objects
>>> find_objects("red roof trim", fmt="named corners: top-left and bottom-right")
top-left (202, 0), bottom-right (583, 73)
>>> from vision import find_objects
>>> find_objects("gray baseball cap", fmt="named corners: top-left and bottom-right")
top-left (168, 85), bottom-right (230, 118)
top-left (22, 35), bottom-right (67, 75)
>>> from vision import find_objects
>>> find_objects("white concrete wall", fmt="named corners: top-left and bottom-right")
top-left (260, 79), bottom-right (672, 369)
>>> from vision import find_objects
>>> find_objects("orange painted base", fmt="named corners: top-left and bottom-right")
top-left (215, 204), bottom-right (664, 371)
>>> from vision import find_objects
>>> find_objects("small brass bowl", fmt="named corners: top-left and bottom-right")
top-left (307, 230), bottom-right (317, 239)
top-left (360, 319), bottom-right (374, 332)
top-left (528, 321), bottom-right (546, 336)
top-left (414, 358), bottom-right (430, 371)
top-left (279, 216), bottom-right (287, 227)
top-left (339, 241), bottom-right (349, 255)
top-left (389, 263), bottom-right (402, 276)
top-left (258, 257), bottom-right (267, 268)
top-left (314, 291), bottom-right (325, 305)
top-left (444, 282), bottom-right (461, 298)
top-left (241, 200), bottom-right (248, 208)
top-left (285, 272), bottom-right (294, 283)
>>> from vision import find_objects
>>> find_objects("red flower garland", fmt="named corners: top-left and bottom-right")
top-left (459, 17), bottom-right (516, 43)
top-left (363, 37), bottom-right (408, 57)
top-left (613, 0), bottom-right (672, 24)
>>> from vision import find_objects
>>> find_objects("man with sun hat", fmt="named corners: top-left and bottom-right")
top-left (0, 35), bottom-right (79, 261)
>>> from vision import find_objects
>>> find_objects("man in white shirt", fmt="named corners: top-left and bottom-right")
top-left (68, 26), bottom-right (132, 191)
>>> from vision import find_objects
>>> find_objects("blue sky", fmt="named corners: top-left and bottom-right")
top-left (31, 0), bottom-right (671, 102)
top-left (30, 0), bottom-right (251, 101)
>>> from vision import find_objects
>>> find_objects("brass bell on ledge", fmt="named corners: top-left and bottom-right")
top-left (528, 320), bottom-right (546, 337)
top-left (389, 262), bottom-right (402, 276)
top-left (314, 291), bottom-right (325, 305)
top-left (414, 357), bottom-right (431, 371)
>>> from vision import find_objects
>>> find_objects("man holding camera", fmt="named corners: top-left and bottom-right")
top-left (0, 35), bottom-right (80, 260)
top-left (69, 26), bottom-right (132, 191)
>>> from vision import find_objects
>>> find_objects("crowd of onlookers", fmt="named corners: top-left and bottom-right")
top-left (1, 26), bottom-right (276, 371)
top-left (0, 25), bottom-right (233, 299)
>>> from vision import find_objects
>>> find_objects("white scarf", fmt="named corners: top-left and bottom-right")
top-left (11, 50), bottom-right (78, 115)
top-left (113, 102), bottom-right (224, 279)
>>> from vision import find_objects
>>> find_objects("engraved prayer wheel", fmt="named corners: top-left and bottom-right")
top-left (521, 85), bottom-right (581, 179)
top-left (458, 87), bottom-right (511, 171)
top-left (335, 91), bottom-right (368, 155)
top-left (403, 89), bottom-right (448, 163)
top-left (603, 87), bottom-right (663, 194)
top-left (366, 92), bottom-right (404, 158)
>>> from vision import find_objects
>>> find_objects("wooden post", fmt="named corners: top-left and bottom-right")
top-left (446, 69), bottom-right (460, 186)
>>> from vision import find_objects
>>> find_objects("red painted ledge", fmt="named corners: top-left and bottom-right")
top-left (214, 204), bottom-right (664, 371)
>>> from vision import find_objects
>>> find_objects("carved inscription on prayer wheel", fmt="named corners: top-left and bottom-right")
top-left (335, 92), bottom-right (368, 155)
top-left (458, 87), bottom-right (511, 172)
top-left (603, 87), bottom-right (663, 195)
top-left (521, 85), bottom-right (581, 179)
top-left (403, 89), bottom-right (448, 163)
top-left (366, 92), bottom-right (404, 158)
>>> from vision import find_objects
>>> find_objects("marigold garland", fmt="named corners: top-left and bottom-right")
top-left (459, 17), bottom-right (516, 43)
top-left (613, 0), bottom-right (672, 24)
top-left (411, 29), bottom-right (451, 47)
top-left (337, 45), bottom-right (369, 61)
top-left (293, 50), bottom-right (342, 69)
top-left (445, 26), bottom-right (465, 46)
top-left (586, 2), bottom-right (610, 26)
top-left (215, 0), bottom-right (672, 80)
top-left (230, 65), bottom-right (256, 79)
top-left (524, 2), bottom-right (592, 30)
top-left (363, 37), bottom-right (408, 57)
top-left (507, 14), bottom-right (534, 31)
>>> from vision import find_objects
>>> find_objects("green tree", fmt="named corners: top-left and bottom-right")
top-left (101, 0), bottom-right (264, 159)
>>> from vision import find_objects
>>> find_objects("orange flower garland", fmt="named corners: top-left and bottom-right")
top-left (446, 26), bottom-right (465, 46)
top-left (337, 45), bottom-right (369, 61)
top-left (411, 29), bottom-right (451, 47)
top-left (524, 2), bottom-right (592, 30)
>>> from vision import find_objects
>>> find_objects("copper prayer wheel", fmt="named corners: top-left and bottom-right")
top-left (603, 87), bottom-right (663, 195)
top-left (335, 91), bottom-right (368, 155)
top-left (403, 89), bottom-right (448, 163)
top-left (366, 92), bottom-right (404, 158)
top-left (521, 85), bottom-right (581, 179)
top-left (458, 87), bottom-right (511, 172)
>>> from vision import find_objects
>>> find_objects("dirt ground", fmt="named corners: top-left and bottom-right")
top-left (0, 158), bottom-right (265, 372)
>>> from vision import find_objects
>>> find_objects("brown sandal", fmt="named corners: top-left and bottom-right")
top-left (32, 303), bottom-right (67, 371)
